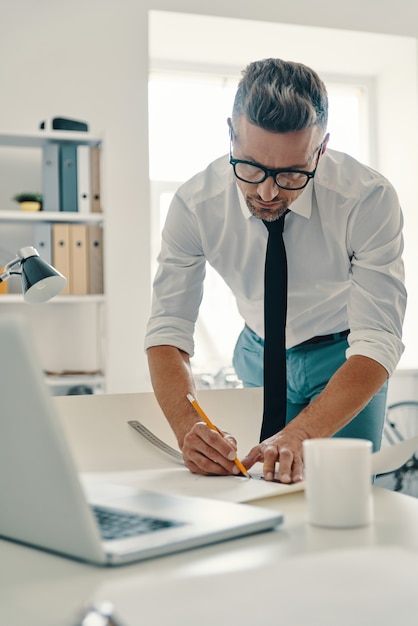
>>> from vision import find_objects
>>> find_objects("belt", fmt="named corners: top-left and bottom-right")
top-left (297, 329), bottom-right (350, 348)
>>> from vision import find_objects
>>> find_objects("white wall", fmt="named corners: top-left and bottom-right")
top-left (1, 0), bottom-right (418, 393)
top-left (0, 0), bottom-right (149, 392)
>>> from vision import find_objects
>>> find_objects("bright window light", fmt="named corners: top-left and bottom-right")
top-left (149, 73), bottom-right (238, 182)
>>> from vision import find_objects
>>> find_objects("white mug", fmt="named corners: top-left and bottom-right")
top-left (303, 438), bottom-right (373, 528)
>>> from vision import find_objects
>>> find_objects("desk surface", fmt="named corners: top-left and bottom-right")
top-left (2, 389), bottom-right (418, 625)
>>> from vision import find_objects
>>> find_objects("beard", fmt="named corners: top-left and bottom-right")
top-left (245, 195), bottom-right (290, 222)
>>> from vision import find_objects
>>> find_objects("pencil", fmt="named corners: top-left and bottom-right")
top-left (186, 393), bottom-right (250, 478)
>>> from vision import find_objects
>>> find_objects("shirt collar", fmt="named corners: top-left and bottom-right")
top-left (236, 180), bottom-right (313, 221)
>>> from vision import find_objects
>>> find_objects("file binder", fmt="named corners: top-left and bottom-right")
top-left (52, 223), bottom-right (71, 294)
top-left (33, 223), bottom-right (52, 265)
top-left (77, 145), bottom-right (91, 213)
top-left (70, 224), bottom-right (89, 294)
top-left (59, 144), bottom-right (78, 212)
top-left (41, 144), bottom-right (60, 212)
top-left (87, 224), bottom-right (104, 294)
top-left (90, 145), bottom-right (101, 213)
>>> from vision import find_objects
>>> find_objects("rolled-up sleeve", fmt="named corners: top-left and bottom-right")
top-left (345, 181), bottom-right (407, 376)
top-left (144, 193), bottom-right (206, 357)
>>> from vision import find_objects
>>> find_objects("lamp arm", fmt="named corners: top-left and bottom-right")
top-left (0, 247), bottom-right (39, 282)
top-left (0, 255), bottom-right (24, 282)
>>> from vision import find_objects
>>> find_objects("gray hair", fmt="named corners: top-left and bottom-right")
top-left (232, 58), bottom-right (328, 135)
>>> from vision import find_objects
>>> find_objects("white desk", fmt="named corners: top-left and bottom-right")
top-left (2, 389), bottom-right (418, 625)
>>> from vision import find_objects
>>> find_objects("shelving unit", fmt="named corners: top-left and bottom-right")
top-left (0, 209), bottom-right (103, 223)
top-left (0, 130), bottom-right (101, 148)
top-left (0, 130), bottom-right (106, 395)
top-left (45, 373), bottom-right (106, 397)
top-left (0, 294), bottom-right (105, 303)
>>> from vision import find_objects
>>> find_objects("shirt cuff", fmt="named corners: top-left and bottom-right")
top-left (345, 329), bottom-right (405, 377)
top-left (144, 316), bottom-right (195, 356)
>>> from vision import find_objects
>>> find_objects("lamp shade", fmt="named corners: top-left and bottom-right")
top-left (21, 254), bottom-right (67, 303)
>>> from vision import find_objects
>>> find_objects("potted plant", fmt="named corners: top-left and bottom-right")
top-left (12, 192), bottom-right (43, 212)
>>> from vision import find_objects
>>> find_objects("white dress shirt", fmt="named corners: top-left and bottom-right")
top-left (145, 149), bottom-right (406, 376)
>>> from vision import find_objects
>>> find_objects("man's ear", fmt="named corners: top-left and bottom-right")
top-left (321, 132), bottom-right (330, 154)
top-left (227, 117), bottom-right (235, 141)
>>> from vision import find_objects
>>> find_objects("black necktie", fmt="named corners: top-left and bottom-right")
top-left (260, 213), bottom-right (288, 442)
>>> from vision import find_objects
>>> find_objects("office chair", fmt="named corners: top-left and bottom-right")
top-left (377, 401), bottom-right (418, 496)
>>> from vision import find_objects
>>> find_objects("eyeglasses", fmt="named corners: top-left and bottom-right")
top-left (229, 140), bottom-right (323, 191)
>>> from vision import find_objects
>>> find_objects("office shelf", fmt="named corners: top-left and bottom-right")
top-left (0, 294), bottom-right (105, 304)
top-left (0, 130), bottom-right (106, 395)
top-left (0, 210), bottom-right (103, 224)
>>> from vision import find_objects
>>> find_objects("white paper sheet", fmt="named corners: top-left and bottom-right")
top-left (81, 435), bottom-right (418, 504)
top-left (81, 464), bottom-right (304, 503)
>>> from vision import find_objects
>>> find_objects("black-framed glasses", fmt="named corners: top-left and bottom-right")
top-left (229, 140), bottom-right (323, 191)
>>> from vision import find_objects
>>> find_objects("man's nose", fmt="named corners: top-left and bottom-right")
top-left (256, 176), bottom-right (280, 202)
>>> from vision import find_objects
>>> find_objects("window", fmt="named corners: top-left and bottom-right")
top-left (149, 71), bottom-right (372, 385)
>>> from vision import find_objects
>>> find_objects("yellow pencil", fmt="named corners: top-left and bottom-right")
top-left (186, 393), bottom-right (250, 478)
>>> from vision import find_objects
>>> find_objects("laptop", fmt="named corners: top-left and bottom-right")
top-left (0, 315), bottom-right (283, 566)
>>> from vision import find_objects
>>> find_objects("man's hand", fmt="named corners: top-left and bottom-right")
top-left (242, 425), bottom-right (307, 483)
top-left (181, 422), bottom-right (242, 476)
top-left (147, 345), bottom-right (243, 477)
top-left (242, 356), bottom-right (389, 483)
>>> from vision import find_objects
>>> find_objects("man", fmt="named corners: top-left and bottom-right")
top-left (145, 58), bottom-right (406, 483)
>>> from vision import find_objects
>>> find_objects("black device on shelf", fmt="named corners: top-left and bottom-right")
top-left (39, 117), bottom-right (88, 132)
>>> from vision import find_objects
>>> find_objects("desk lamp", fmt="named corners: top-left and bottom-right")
top-left (0, 246), bottom-right (66, 303)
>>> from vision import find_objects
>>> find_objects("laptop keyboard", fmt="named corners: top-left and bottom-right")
top-left (92, 505), bottom-right (183, 541)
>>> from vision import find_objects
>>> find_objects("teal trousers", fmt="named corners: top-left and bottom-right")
top-left (232, 325), bottom-right (387, 452)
